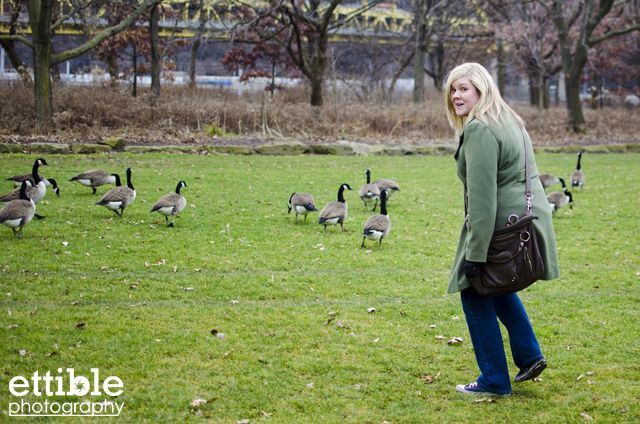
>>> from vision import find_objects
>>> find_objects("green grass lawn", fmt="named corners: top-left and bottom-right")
top-left (1, 152), bottom-right (639, 423)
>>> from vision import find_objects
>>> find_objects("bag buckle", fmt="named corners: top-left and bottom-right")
top-left (525, 194), bottom-right (534, 212)
top-left (520, 230), bottom-right (531, 243)
top-left (507, 214), bottom-right (519, 225)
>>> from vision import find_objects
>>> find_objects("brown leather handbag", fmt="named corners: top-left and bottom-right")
top-left (466, 129), bottom-right (545, 296)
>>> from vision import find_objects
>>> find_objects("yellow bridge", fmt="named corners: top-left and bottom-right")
top-left (0, 0), bottom-right (414, 41)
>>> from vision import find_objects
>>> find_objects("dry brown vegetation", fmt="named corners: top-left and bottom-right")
top-left (1, 83), bottom-right (638, 146)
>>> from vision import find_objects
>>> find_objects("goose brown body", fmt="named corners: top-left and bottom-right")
top-left (359, 170), bottom-right (380, 211)
top-left (0, 181), bottom-right (36, 238)
top-left (70, 169), bottom-right (117, 194)
top-left (95, 168), bottom-right (136, 216)
top-left (362, 190), bottom-right (391, 247)
top-left (288, 192), bottom-right (318, 224)
top-left (150, 181), bottom-right (188, 227)
top-left (319, 183), bottom-right (353, 233)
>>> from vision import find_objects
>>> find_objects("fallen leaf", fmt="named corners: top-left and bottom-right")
top-left (6, 293), bottom-right (11, 297)
top-left (327, 311), bottom-right (337, 316)
top-left (577, 374), bottom-right (584, 380)
top-left (448, 337), bottom-right (463, 344)
top-left (19, 350), bottom-right (27, 356)
top-left (70, 301), bottom-right (79, 306)
top-left (367, 308), bottom-right (376, 313)
top-left (7, 324), bottom-right (18, 329)
top-left (211, 329), bottom-right (218, 335)
top-left (230, 300), bottom-right (239, 304)
top-left (264, 333), bottom-right (275, 337)
top-left (190, 399), bottom-right (208, 407)
top-left (373, 338), bottom-right (379, 343)
top-left (580, 413), bottom-right (593, 421)
top-left (323, 318), bottom-right (335, 326)
top-left (429, 325), bottom-right (437, 328)
top-left (533, 378), bottom-right (543, 382)
top-left (181, 287), bottom-right (194, 291)
top-left (451, 316), bottom-right (460, 320)
top-left (75, 323), bottom-right (87, 328)
top-left (223, 349), bottom-right (234, 357)
top-left (354, 384), bottom-right (361, 389)
top-left (435, 335), bottom-right (445, 339)
top-left (306, 382), bottom-right (314, 389)
top-left (173, 266), bottom-right (178, 272)
top-left (63, 242), bottom-right (69, 246)
top-left (260, 411), bottom-right (273, 417)
top-left (7, 310), bottom-right (11, 316)
top-left (621, 408), bottom-right (629, 413)
top-left (155, 339), bottom-right (162, 342)
top-left (237, 420), bottom-right (250, 424)
top-left (586, 371), bottom-right (595, 376)
top-left (216, 333), bottom-right (225, 339)
top-left (46, 351), bottom-right (58, 357)
top-left (337, 319), bottom-right (350, 329)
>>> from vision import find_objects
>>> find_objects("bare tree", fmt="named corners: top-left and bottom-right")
top-left (230, 0), bottom-right (382, 107)
top-left (0, 0), bottom-right (164, 131)
top-left (537, 0), bottom-right (640, 133)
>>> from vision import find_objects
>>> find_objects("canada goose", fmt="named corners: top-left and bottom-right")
top-left (547, 190), bottom-right (574, 216)
top-left (570, 152), bottom-right (585, 189)
top-left (0, 180), bottom-right (35, 238)
top-left (318, 183), bottom-right (353, 233)
top-left (95, 168), bottom-right (136, 217)
top-left (374, 178), bottom-right (400, 198)
top-left (150, 181), bottom-right (188, 227)
top-left (539, 174), bottom-right (561, 189)
top-left (69, 169), bottom-right (118, 194)
top-left (287, 192), bottom-right (318, 224)
top-left (7, 173), bottom-right (51, 188)
top-left (362, 189), bottom-right (391, 248)
top-left (1, 159), bottom-right (51, 218)
top-left (359, 169), bottom-right (380, 211)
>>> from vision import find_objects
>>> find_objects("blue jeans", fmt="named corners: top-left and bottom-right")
top-left (460, 286), bottom-right (544, 394)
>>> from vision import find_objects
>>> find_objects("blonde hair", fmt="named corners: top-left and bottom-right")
top-left (444, 62), bottom-right (524, 139)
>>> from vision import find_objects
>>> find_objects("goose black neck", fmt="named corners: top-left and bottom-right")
top-left (113, 174), bottom-right (121, 187)
top-left (366, 169), bottom-right (371, 184)
top-left (32, 161), bottom-right (42, 185)
top-left (175, 181), bottom-right (184, 194)
top-left (380, 191), bottom-right (388, 215)
top-left (566, 191), bottom-right (573, 202)
top-left (126, 169), bottom-right (134, 190)
top-left (559, 178), bottom-right (566, 189)
top-left (19, 181), bottom-right (30, 200)
top-left (337, 185), bottom-right (346, 203)
top-left (576, 153), bottom-right (582, 170)
top-left (289, 192), bottom-right (296, 203)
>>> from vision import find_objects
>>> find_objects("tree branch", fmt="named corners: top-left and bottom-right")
top-left (0, 35), bottom-right (35, 49)
top-left (588, 23), bottom-right (640, 45)
top-left (51, 0), bottom-right (162, 66)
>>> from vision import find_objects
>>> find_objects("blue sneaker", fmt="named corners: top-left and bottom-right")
top-left (455, 382), bottom-right (511, 396)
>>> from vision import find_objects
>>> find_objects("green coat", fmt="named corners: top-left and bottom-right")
top-left (447, 116), bottom-right (560, 294)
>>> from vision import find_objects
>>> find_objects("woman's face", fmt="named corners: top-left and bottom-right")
top-left (450, 77), bottom-right (480, 117)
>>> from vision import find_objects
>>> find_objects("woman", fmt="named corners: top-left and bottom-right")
top-left (445, 63), bottom-right (560, 396)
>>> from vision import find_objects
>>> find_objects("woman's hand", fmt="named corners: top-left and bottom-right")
top-left (464, 260), bottom-right (484, 279)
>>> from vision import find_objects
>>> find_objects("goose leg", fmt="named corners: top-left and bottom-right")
top-left (168, 213), bottom-right (176, 227)
top-left (323, 225), bottom-right (327, 234)
top-left (340, 222), bottom-right (345, 232)
top-left (379, 236), bottom-right (384, 246)
top-left (12, 228), bottom-right (19, 238)
top-left (92, 187), bottom-right (97, 195)
top-left (361, 198), bottom-right (368, 211)
top-left (373, 199), bottom-right (379, 212)
top-left (361, 236), bottom-right (366, 248)
top-left (295, 213), bottom-right (299, 225)
top-left (114, 210), bottom-right (122, 217)
top-left (304, 214), bottom-right (307, 223)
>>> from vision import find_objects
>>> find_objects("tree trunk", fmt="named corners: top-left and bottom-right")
top-left (189, 37), bottom-right (202, 89)
top-left (33, 41), bottom-right (53, 132)
top-left (132, 44), bottom-right (138, 97)
top-left (413, 46), bottom-right (425, 103)
top-left (149, 5), bottom-right (160, 97)
top-left (0, 40), bottom-right (33, 87)
top-left (496, 38), bottom-right (506, 96)
top-left (189, 0), bottom-right (206, 89)
top-left (429, 41), bottom-right (445, 91)
top-left (106, 55), bottom-right (119, 84)
top-left (388, 48), bottom-right (414, 98)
